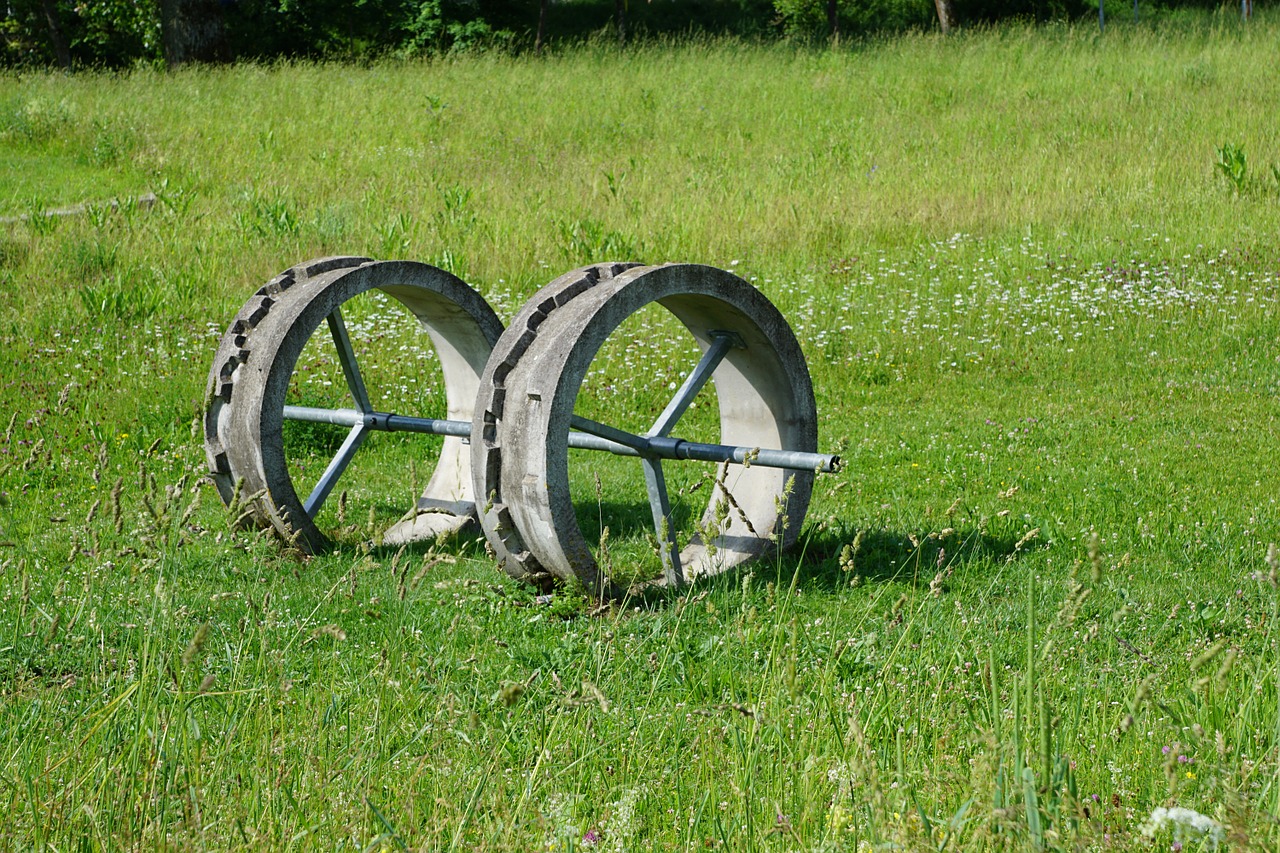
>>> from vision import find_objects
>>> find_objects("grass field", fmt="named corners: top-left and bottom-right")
top-left (3, 13), bottom-right (1280, 850)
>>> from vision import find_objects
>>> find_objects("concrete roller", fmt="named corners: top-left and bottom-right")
top-left (470, 262), bottom-right (642, 587)
top-left (472, 263), bottom-right (818, 597)
top-left (203, 258), bottom-right (503, 553)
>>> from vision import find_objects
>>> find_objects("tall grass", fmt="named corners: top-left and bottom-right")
top-left (5, 18), bottom-right (1280, 317)
top-left (1, 15), bottom-right (1279, 849)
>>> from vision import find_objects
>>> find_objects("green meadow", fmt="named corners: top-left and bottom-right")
top-left (2, 14), bottom-right (1280, 850)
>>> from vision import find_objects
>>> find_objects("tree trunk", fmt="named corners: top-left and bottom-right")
top-left (615, 0), bottom-right (626, 46)
top-left (536, 0), bottom-right (549, 52)
top-left (827, 0), bottom-right (839, 39)
top-left (40, 0), bottom-right (72, 69)
top-left (160, 0), bottom-right (229, 66)
top-left (933, 0), bottom-right (956, 33)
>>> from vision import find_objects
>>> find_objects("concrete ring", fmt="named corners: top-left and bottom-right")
top-left (479, 263), bottom-right (817, 597)
top-left (204, 258), bottom-right (503, 553)
top-left (471, 262), bottom-right (642, 587)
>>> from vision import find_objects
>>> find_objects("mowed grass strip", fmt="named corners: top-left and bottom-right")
top-left (1, 16), bottom-right (1279, 849)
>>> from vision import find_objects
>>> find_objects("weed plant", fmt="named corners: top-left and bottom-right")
top-left (2, 15), bottom-right (1280, 850)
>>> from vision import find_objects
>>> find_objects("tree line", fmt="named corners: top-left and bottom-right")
top-left (1, 0), bottom-right (1239, 68)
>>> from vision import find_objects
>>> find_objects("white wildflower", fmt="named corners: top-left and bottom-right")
top-left (543, 793), bottom-right (581, 851)
top-left (603, 787), bottom-right (640, 853)
top-left (1140, 806), bottom-right (1225, 850)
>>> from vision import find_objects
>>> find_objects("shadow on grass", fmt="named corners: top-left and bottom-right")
top-left (770, 524), bottom-right (1027, 592)
top-left (611, 503), bottom-right (1034, 609)
top-left (358, 496), bottom-right (1032, 608)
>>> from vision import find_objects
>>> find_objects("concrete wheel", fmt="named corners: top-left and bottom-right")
top-left (472, 263), bottom-right (818, 597)
top-left (204, 257), bottom-right (503, 553)
top-left (471, 262), bottom-right (641, 587)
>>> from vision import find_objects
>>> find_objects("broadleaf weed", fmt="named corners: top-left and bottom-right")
top-left (1215, 141), bottom-right (1249, 193)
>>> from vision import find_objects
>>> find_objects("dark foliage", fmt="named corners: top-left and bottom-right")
top-left (952, 0), bottom-right (1092, 23)
top-left (0, 0), bottom-right (1254, 68)
top-left (2, 0), bottom-right (160, 67)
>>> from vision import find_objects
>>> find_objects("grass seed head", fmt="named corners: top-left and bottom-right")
top-left (1191, 639), bottom-right (1226, 673)
top-left (179, 485), bottom-right (202, 527)
top-left (1132, 673), bottom-right (1156, 711)
top-left (1214, 648), bottom-right (1237, 690)
top-left (1014, 527), bottom-right (1040, 552)
top-left (312, 624), bottom-right (347, 642)
top-left (1087, 531), bottom-right (1103, 583)
top-left (181, 622), bottom-right (210, 669)
top-left (495, 681), bottom-right (525, 706)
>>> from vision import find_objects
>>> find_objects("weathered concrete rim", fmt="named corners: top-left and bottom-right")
top-left (470, 262), bottom-right (641, 586)
top-left (204, 258), bottom-right (503, 553)
top-left (493, 263), bottom-right (817, 597)
top-left (204, 255), bottom-right (371, 510)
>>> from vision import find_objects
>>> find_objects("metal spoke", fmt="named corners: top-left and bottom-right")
top-left (327, 307), bottom-right (372, 414)
top-left (302, 422), bottom-right (369, 517)
top-left (641, 457), bottom-right (683, 586)
top-left (569, 415), bottom-right (649, 453)
top-left (649, 332), bottom-right (736, 438)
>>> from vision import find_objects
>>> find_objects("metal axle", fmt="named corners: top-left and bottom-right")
top-left (282, 405), bottom-right (840, 474)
